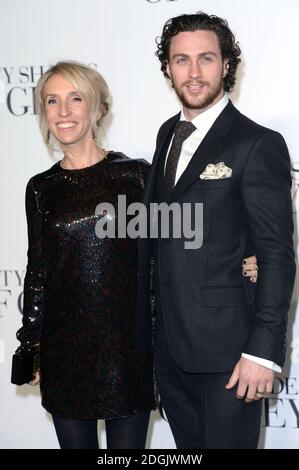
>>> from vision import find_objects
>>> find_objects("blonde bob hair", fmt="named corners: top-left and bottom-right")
top-left (35, 61), bottom-right (109, 149)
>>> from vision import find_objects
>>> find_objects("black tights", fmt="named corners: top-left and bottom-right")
top-left (52, 411), bottom-right (150, 449)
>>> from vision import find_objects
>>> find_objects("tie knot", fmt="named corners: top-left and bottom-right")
top-left (174, 120), bottom-right (196, 141)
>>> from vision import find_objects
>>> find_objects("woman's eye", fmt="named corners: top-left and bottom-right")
top-left (72, 96), bottom-right (82, 102)
top-left (47, 98), bottom-right (57, 105)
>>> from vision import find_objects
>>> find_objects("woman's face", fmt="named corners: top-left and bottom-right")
top-left (44, 73), bottom-right (92, 149)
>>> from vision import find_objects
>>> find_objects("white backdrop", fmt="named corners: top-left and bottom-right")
top-left (0, 0), bottom-right (299, 449)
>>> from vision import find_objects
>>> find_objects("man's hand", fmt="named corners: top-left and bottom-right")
top-left (225, 357), bottom-right (274, 402)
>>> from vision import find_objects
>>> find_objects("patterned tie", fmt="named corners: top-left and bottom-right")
top-left (164, 120), bottom-right (196, 194)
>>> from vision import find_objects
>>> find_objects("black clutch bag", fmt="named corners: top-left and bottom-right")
top-left (11, 345), bottom-right (39, 386)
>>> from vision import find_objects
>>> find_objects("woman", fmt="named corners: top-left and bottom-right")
top-left (16, 61), bottom-right (258, 449)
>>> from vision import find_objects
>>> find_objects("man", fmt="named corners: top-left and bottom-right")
top-left (137, 12), bottom-right (295, 448)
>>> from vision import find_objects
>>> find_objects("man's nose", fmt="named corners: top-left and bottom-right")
top-left (189, 61), bottom-right (202, 79)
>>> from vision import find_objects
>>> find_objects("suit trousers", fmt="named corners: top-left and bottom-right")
top-left (154, 317), bottom-right (263, 449)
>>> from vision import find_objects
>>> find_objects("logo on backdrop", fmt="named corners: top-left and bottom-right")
top-left (146, 0), bottom-right (178, 3)
top-left (263, 373), bottom-right (299, 429)
top-left (0, 63), bottom-right (97, 116)
top-left (0, 270), bottom-right (25, 318)
top-left (0, 65), bottom-right (44, 116)
top-left (0, 269), bottom-right (24, 363)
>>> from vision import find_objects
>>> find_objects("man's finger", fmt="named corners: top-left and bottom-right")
top-left (236, 382), bottom-right (248, 399)
top-left (225, 366), bottom-right (239, 390)
top-left (244, 384), bottom-right (257, 402)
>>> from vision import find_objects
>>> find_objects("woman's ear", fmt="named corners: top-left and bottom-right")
top-left (96, 111), bottom-right (102, 124)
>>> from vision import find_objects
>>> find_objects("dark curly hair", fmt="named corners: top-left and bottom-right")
top-left (156, 12), bottom-right (241, 92)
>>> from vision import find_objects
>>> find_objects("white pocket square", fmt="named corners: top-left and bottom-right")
top-left (199, 162), bottom-right (232, 180)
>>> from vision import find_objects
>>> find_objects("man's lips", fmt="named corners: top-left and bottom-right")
top-left (185, 82), bottom-right (207, 93)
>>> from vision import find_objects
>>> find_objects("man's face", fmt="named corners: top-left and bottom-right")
top-left (166, 30), bottom-right (228, 119)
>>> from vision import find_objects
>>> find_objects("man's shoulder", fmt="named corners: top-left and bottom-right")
top-left (160, 112), bottom-right (180, 126)
top-left (230, 104), bottom-right (288, 158)
top-left (158, 112), bottom-right (180, 132)
top-left (233, 105), bottom-right (281, 140)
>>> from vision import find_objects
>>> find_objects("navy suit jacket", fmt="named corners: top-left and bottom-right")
top-left (137, 101), bottom-right (296, 372)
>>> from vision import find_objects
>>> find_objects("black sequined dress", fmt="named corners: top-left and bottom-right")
top-left (17, 152), bottom-right (156, 419)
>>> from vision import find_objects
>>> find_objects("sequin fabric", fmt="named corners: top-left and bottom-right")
top-left (17, 152), bottom-right (156, 419)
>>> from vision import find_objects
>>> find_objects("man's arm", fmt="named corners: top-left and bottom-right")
top-left (226, 131), bottom-right (295, 401)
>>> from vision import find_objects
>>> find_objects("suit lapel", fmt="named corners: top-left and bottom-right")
top-left (142, 113), bottom-right (180, 205)
top-left (168, 101), bottom-right (240, 203)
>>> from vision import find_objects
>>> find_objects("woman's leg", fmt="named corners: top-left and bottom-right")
top-left (105, 411), bottom-right (150, 449)
top-left (52, 415), bottom-right (99, 449)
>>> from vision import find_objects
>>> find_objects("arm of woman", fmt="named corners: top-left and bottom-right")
top-left (16, 178), bottom-right (46, 384)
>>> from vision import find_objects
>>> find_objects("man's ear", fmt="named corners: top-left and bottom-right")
top-left (223, 60), bottom-right (229, 77)
top-left (166, 63), bottom-right (171, 78)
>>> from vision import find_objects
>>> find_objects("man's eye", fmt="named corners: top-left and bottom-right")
top-left (202, 56), bottom-right (212, 62)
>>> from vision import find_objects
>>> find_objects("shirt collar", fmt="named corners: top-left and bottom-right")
top-left (181, 94), bottom-right (229, 135)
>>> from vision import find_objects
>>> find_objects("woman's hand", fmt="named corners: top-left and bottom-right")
top-left (242, 255), bottom-right (258, 283)
top-left (29, 370), bottom-right (40, 386)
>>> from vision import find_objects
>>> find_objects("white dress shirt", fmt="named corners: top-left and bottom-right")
top-left (164, 94), bottom-right (281, 373)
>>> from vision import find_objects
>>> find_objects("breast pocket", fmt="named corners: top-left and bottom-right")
top-left (199, 177), bottom-right (233, 189)
top-left (198, 178), bottom-right (236, 212)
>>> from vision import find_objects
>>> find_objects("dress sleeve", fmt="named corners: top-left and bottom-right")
top-left (137, 159), bottom-right (151, 190)
top-left (16, 178), bottom-right (47, 350)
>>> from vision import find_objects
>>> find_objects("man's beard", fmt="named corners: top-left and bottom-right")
top-left (172, 77), bottom-right (224, 111)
